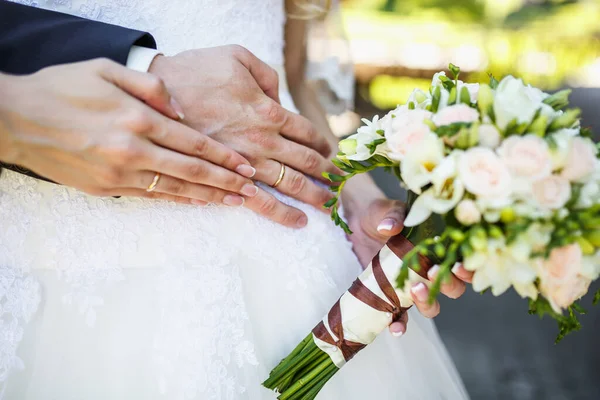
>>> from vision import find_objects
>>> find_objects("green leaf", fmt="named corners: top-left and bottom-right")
top-left (435, 122), bottom-right (472, 137)
top-left (331, 158), bottom-right (354, 173)
top-left (528, 113), bottom-right (549, 137)
top-left (448, 87), bottom-right (457, 105)
top-left (593, 288), bottom-right (600, 305)
top-left (543, 89), bottom-right (571, 110)
top-left (580, 126), bottom-right (593, 139)
top-left (459, 86), bottom-right (471, 105)
top-left (322, 172), bottom-right (346, 182)
top-left (488, 73), bottom-right (499, 90)
top-left (376, 129), bottom-right (385, 136)
top-left (408, 101), bottom-right (415, 110)
top-left (548, 108), bottom-right (581, 132)
top-left (449, 63), bottom-right (461, 80)
top-left (366, 138), bottom-right (386, 155)
top-left (323, 197), bottom-right (337, 208)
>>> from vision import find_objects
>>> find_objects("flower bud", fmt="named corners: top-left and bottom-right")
top-left (469, 236), bottom-right (487, 251)
top-left (575, 237), bottom-right (595, 255)
top-left (584, 229), bottom-right (600, 247)
top-left (488, 225), bottom-right (504, 239)
top-left (449, 229), bottom-right (466, 242)
top-left (528, 114), bottom-right (549, 137)
top-left (500, 207), bottom-right (516, 223)
top-left (548, 109), bottom-right (581, 132)
top-left (434, 243), bottom-right (446, 258)
top-left (338, 138), bottom-right (357, 156)
top-left (477, 84), bottom-right (494, 117)
top-left (455, 200), bottom-right (481, 225)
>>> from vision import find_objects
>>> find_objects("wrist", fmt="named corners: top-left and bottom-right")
top-left (0, 73), bottom-right (20, 163)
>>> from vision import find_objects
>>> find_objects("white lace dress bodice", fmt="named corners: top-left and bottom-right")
top-left (1, 1), bottom-right (468, 399)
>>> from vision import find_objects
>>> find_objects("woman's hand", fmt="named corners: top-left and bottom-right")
top-left (0, 59), bottom-right (258, 206)
top-left (341, 174), bottom-right (473, 337)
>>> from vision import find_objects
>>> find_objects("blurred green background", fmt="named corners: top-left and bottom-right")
top-left (334, 1), bottom-right (600, 399)
top-left (340, 0), bottom-right (600, 109)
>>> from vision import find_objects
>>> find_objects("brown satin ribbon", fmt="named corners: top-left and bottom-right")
top-left (313, 234), bottom-right (433, 363)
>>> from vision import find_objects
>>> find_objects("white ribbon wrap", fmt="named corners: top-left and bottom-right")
top-left (312, 245), bottom-right (429, 368)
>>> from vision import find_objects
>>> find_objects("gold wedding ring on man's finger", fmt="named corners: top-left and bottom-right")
top-left (272, 162), bottom-right (286, 188)
top-left (146, 172), bottom-right (162, 192)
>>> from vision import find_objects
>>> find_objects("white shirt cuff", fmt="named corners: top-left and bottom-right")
top-left (126, 45), bottom-right (162, 72)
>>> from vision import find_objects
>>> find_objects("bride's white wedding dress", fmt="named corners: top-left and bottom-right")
top-left (1, 1), bottom-right (469, 399)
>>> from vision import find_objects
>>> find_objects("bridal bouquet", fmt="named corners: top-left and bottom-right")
top-left (263, 64), bottom-right (600, 400)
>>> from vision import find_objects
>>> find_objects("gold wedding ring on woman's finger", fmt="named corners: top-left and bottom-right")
top-left (272, 162), bottom-right (286, 188)
top-left (146, 172), bottom-right (162, 192)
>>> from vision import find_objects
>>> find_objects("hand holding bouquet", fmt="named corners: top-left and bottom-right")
top-left (263, 65), bottom-right (600, 400)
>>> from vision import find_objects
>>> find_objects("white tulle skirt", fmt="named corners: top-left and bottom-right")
top-left (0, 169), bottom-right (468, 400)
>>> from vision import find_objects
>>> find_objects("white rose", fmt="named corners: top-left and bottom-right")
top-left (384, 107), bottom-right (433, 162)
top-left (494, 76), bottom-right (543, 130)
top-left (400, 133), bottom-right (445, 194)
top-left (497, 135), bottom-right (553, 184)
top-left (561, 136), bottom-right (598, 182)
top-left (455, 199), bottom-right (481, 225)
top-left (432, 104), bottom-right (479, 126)
top-left (458, 147), bottom-right (512, 199)
top-left (478, 124), bottom-right (501, 148)
top-left (532, 175), bottom-right (571, 210)
top-left (404, 152), bottom-right (465, 226)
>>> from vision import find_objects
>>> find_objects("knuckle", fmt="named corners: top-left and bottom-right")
top-left (303, 150), bottom-right (320, 172)
top-left (147, 75), bottom-right (167, 95)
top-left (98, 166), bottom-right (124, 187)
top-left (246, 130), bottom-right (277, 150)
top-left (257, 101), bottom-right (283, 124)
top-left (258, 196), bottom-right (278, 216)
top-left (193, 136), bottom-right (210, 157)
top-left (228, 44), bottom-right (249, 59)
top-left (119, 108), bottom-right (154, 133)
top-left (223, 173), bottom-right (241, 189)
top-left (165, 178), bottom-right (185, 195)
top-left (185, 162), bottom-right (206, 180)
top-left (288, 173), bottom-right (307, 196)
top-left (281, 209), bottom-right (301, 227)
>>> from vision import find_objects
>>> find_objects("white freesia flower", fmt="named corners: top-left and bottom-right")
top-left (561, 136), bottom-right (598, 183)
top-left (406, 88), bottom-right (432, 110)
top-left (338, 115), bottom-right (387, 161)
top-left (455, 199), bottom-right (481, 225)
top-left (464, 238), bottom-right (538, 299)
top-left (404, 152), bottom-right (465, 226)
top-left (432, 104), bottom-right (479, 126)
top-left (478, 124), bottom-right (501, 149)
top-left (458, 147), bottom-right (512, 199)
top-left (384, 107), bottom-right (433, 162)
top-left (548, 129), bottom-right (578, 171)
top-left (494, 76), bottom-right (544, 130)
top-left (497, 135), bottom-right (553, 196)
top-left (575, 159), bottom-right (600, 209)
top-left (400, 133), bottom-right (445, 195)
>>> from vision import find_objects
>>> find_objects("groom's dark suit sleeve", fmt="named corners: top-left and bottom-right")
top-left (0, 0), bottom-right (156, 74)
top-left (0, 0), bottom-right (157, 182)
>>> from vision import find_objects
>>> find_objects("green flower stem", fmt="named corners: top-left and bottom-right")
top-left (264, 343), bottom-right (324, 389)
top-left (278, 358), bottom-right (337, 400)
top-left (284, 359), bottom-right (334, 400)
top-left (278, 352), bottom-right (330, 394)
top-left (298, 363), bottom-right (339, 400)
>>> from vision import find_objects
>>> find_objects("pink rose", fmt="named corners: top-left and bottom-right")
top-left (538, 244), bottom-right (591, 313)
top-left (384, 108), bottom-right (432, 161)
top-left (432, 104), bottom-right (479, 126)
top-left (497, 135), bottom-right (552, 182)
top-left (458, 148), bottom-right (512, 198)
top-left (561, 137), bottom-right (597, 182)
top-left (532, 175), bottom-right (571, 210)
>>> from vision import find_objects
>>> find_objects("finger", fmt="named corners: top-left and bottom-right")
top-left (388, 312), bottom-right (409, 338)
top-left (138, 143), bottom-right (258, 197)
top-left (359, 199), bottom-right (405, 242)
top-left (243, 187), bottom-right (309, 229)
top-left (98, 59), bottom-right (182, 121)
top-left (148, 118), bottom-right (257, 178)
top-left (278, 109), bottom-right (331, 157)
top-left (452, 263), bottom-right (474, 284)
top-left (105, 188), bottom-right (200, 205)
top-left (410, 283), bottom-right (440, 319)
top-left (427, 265), bottom-right (466, 299)
top-left (279, 140), bottom-right (341, 183)
top-left (234, 45), bottom-right (281, 103)
top-left (253, 159), bottom-right (333, 213)
top-left (130, 171), bottom-right (246, 206)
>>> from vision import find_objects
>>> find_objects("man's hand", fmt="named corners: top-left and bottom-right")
top-left (342, 175), bottom-right (473, 337)
top-left (0, 59), bottom-right (259, 206)
top-left (148, 45), bottom-right (340, 228)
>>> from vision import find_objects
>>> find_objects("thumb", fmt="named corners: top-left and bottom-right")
top-left (361, 199), bottom-right (405, 242)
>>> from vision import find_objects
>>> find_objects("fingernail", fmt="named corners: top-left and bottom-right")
top-left (296, 214), bottom-right (308, 228)
top-left (236, 164), bottom-right (256, 178)
top-left (223, 194), bottom-right (244, 207)
top-left (411, 282), bottom-right (428, 302)
top-left (240, 184), bottom-right (258, 197)
top-left (191, 199), bottom-right (206, 206)
top-left (170, 97), bottom-right (185, 120)
top-left (427, 265), bottom-right (440, 281)
top-left (391, 330), bottom-right (404, 338)
top-left (377, 218), bottom-right (397, 233)
top-left (451, 263), bottom-right (463, 275)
